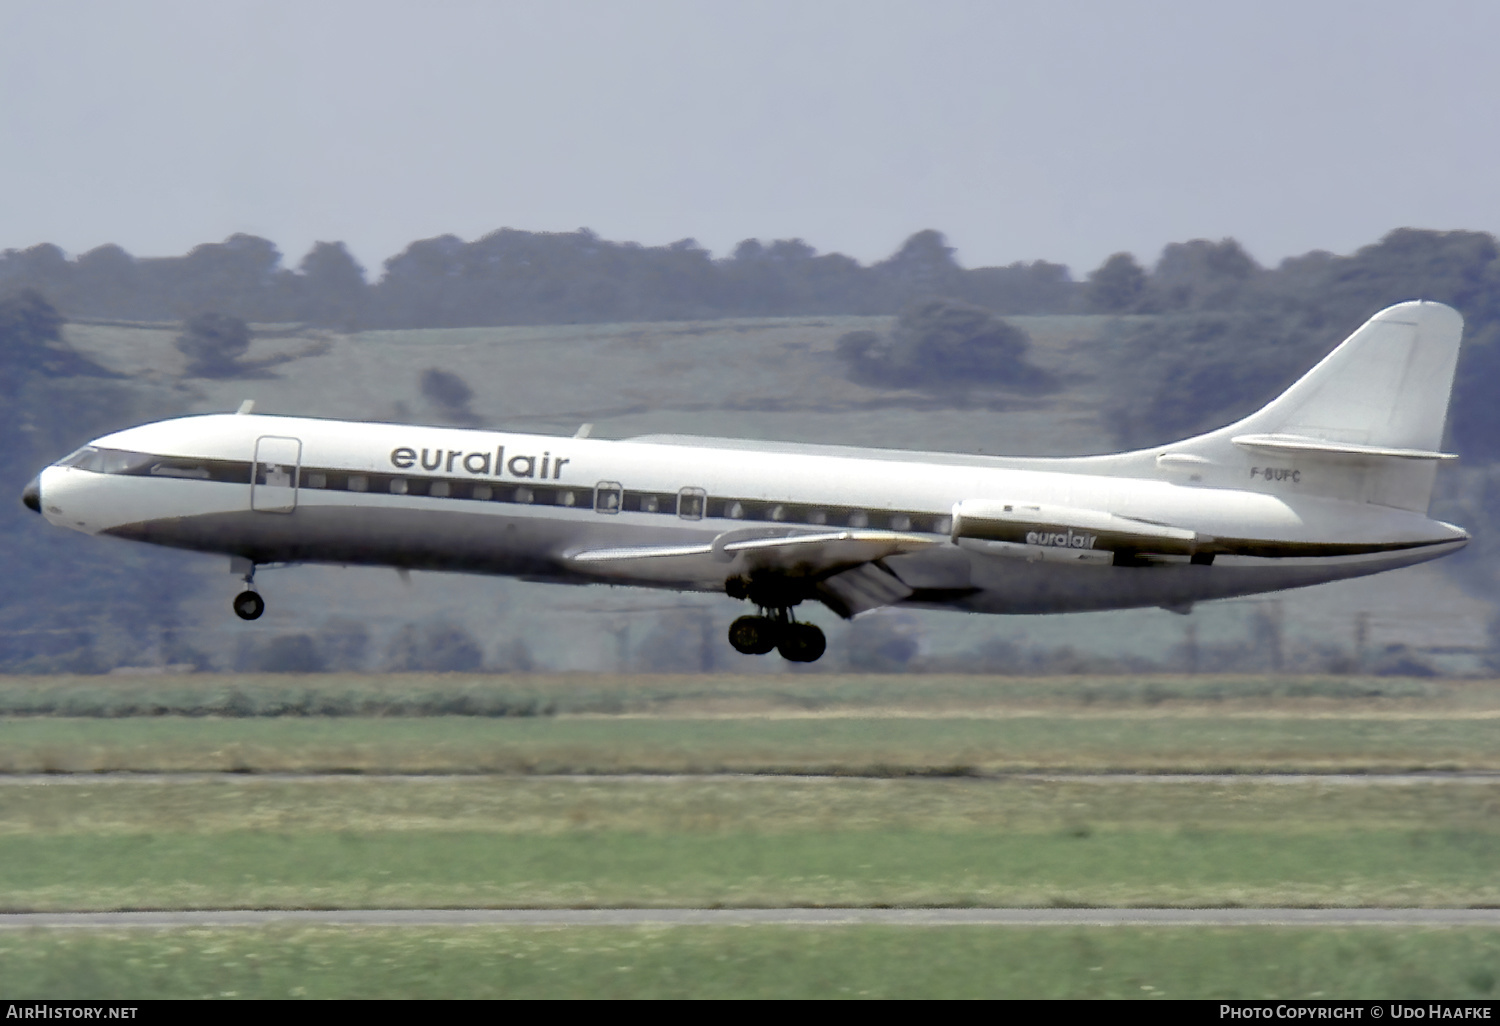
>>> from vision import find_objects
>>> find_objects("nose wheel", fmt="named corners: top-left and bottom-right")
top-left (233, 590), bottom-right (265, 620)
top-left (232, 559), bottom-right (264, 620)
top-left (728, 610), bottom-right (826, 662)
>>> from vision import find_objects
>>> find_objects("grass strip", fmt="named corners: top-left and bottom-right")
top-left (3, 713), bottom-right (1498, 773)
top-left (0, 673), bottom-right (1477, 719)
top-left (1, 778), bottom-right (1495, 910)
top-left (2, 926), bottom-right (1498, 999)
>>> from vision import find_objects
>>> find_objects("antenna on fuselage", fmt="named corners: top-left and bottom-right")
top-left (574, 423), bottom-right (593, 438)
top-left (236, 400), bottom-right (256, 415)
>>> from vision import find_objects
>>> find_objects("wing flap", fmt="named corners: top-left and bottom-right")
top-left (816, 562), bottom-right (914, 618)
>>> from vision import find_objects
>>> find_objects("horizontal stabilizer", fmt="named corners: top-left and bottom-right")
top-left (1231, 434), bottom-right (1456, 461)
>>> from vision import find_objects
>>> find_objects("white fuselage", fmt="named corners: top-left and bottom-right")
top-left (34, 412), bottom-right (1468, 618)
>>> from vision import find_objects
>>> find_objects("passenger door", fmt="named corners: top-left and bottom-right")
top-left (252, 436), bottom-right (302, 513)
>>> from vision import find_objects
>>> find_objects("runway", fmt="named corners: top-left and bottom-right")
top-left (4, 908), bottom-right (1499, 929)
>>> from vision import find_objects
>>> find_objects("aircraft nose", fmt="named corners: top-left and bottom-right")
top-left (21, 475), bottom-right (40, 514)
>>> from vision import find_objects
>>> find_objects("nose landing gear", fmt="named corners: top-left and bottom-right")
top-left (231, 559), bottom-right (264, 620)
top-left (728, 608), bottom-right (827, 663)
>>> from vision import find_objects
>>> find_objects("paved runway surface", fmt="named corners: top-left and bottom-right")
top-left (4, 908), bottom-right (1500, 928)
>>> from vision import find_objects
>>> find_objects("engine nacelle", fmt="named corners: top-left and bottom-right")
top-left (950, 500), bottom-right (1209, 566)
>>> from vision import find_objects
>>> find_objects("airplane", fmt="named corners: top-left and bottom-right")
top-left (21, 300), bottom-right (1469, 664)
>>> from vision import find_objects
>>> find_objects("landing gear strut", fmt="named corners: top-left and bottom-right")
top-left (728, 608), bottom-right (826, 663)
top-left (232, 560), bottom-right (264, 621)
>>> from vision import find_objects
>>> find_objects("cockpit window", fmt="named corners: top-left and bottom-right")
top-left (61, 447), bottom-right (214, 478)
top-left (57, 446), bottom-right (101, 470)
top-left (95, 450), bottom-right (158, 476)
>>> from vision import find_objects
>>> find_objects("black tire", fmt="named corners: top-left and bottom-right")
top-left (233, 590), bottom-right (265, 621)
top-left (728, 614), bottom-right (778, 655)
top-left (778, 622), bottom-right (826, 663)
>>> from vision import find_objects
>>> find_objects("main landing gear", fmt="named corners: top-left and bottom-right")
top-left (725, 575), bottom-right (827, 662)
top-left (232, 560), bottom-right (264, 621)
top-left (728, 612), bottom-right (826, 662)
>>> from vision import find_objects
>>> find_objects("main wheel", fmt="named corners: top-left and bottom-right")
top-left (233, 590), bottom-right (265, 621)
top-left (728, 615), bottom-right (778, 655)
top-left (777, 622), bottom-right (826, 663)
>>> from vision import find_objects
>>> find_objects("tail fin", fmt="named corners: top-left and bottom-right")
top-left (1169, 301), bottom-right (1464, 513)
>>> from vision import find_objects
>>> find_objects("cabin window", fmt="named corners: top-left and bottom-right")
top-left (891, 513), bottom-right (911, 532)
top-left (594, 482), bottom-right (622, 514)
top-left (767, 504), bottom-right (786, 522)
top-left (430, 480), bottom-right (450, 498)
top-left (934, 516), bottom-right (953, 535)
top-left (677, 487), bottom-right (706, 520)
top-left (642, 495), bottom-right (659, 513)
top-left (516, 486), bottom-right (534, 504)
top-left (806, 510), bottom-right (827, 526)
top-left (472, 484), bottom-right (493, 501)
top-left (347, 475), bottom-right (368, 492)
top-left (727, 501), bottom-right (745, 519)
top-left (389, 478), bottom-right (408, 495)
top-left (847, 511), bottom-right (869, 528)
top-left (304, 472), bottom-right (327, 489)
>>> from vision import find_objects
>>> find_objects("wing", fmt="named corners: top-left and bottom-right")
top-left (564, 528), bottom-right (947, 616)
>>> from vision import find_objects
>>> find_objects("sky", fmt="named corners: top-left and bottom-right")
top-left (4, 0), bottom-right (1500, 279)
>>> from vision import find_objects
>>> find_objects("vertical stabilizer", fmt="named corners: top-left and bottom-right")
top-left (1233, 300), bottom-right (1462, 455)
top-left (1164, 301), bottom-right (1463, 513)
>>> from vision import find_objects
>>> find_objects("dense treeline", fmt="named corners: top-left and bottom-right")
top-left (0, 229), bottom-right (1072, 328)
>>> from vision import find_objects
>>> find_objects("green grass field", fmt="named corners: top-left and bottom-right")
top-left (4, 926), bottom-right (1499, 999)
top-left (2, 673), bottom-right (1496, 774)
top-left (4, 672), bottom-right (1497, 997)
top-left (3, 712), bottom-right (1497, 774)
top-left (1, 776), bottom-right (1496, 910)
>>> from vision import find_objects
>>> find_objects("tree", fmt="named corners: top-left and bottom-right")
top-left (888, 297), bottom-right (1031, 379)
top-left (836, 297), bottom-right (1054, 392)
top-left (297, 241), bottom-right (367, 328)
top-left (874, 229), bottom-right (963, 302)
top-left (1148, 238), bottom-right (1260, 310)
top-left (420, 367), bottom-right (480, 425)
top-left (0, 289), bottom-right (64, 378)
top-left (175, 312), bottom-right (251, 378)
top-left (0, 289), bottom-right (111, 382)
top-left (1085, 252), bottom-right (1147, 312)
